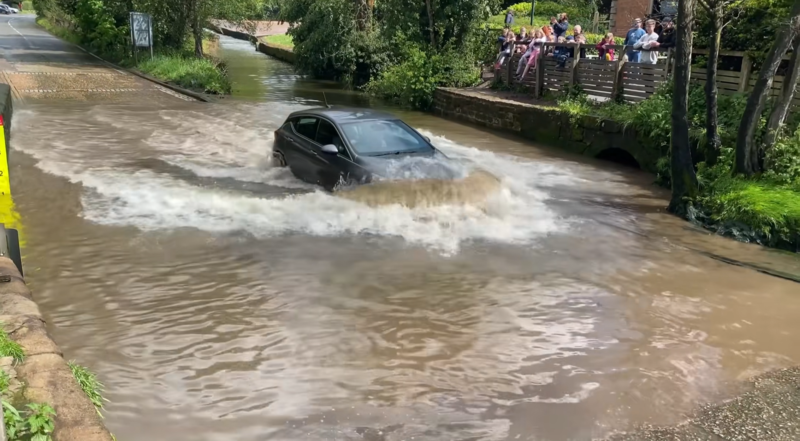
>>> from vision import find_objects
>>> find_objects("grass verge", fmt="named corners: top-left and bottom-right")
top-left (137, 54), bottom-right (230, 94)
top-left (263, 34), bottom-right (294, 49)
top-left (0, 327), bottom-right (24, 363)
top-left (36, 16), bottom-right (230, 95)
top-left (696, 177), bottom-right (800, 250)
top-left (68, 361), bottom-right (107, 417)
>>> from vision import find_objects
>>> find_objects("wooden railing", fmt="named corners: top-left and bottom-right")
top-left (495, 44), bottom-right (798, 105)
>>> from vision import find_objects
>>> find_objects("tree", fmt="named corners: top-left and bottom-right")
top-left (669, 0), bottom-right (700, 214)
top-left (697, 0), bottom-right (744, 160)
top-left (184, 0), bottom-right (264, 57)
top-left (764, 36), bottom-right (800, 152)
top-left (734, 0), bottom-right (800, 175)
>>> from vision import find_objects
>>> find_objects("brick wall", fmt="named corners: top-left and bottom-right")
top-left (612, 0), bottom-right (652, 37)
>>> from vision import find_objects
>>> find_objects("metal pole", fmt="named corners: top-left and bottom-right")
top-left (149, 15), bottom-right (154, 60)
top-left (530, 0), bottom-right (536, 25)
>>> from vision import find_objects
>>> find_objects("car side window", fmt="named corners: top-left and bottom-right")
top-left (293, 117), bottom-right (319, 140)
top-left (315, 120), bottom-right (349, 157)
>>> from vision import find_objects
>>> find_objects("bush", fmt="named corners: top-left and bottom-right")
top-left (137, 55), bottom-right (231, 94)
top-left (763, 127), bottom-right (800, 187)
top-left (695, 174), bottom-right (800, 249)
top-left (507, 1), bottom-right (591, 23)
top-left (73, 0), bottom-right (127, 58)
top-left (366, 43), bottom-right (480, 109)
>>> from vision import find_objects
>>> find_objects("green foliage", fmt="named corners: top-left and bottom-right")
top-left (715, 0), bottom-right (791, 62)
top-left (0, 327), bottom-right (24, 363)
top-left (4, 403), bottom-right (57, 441)
top-left (366, 43), bottom-right (480, 109)
top-left (72, 0), bottom-right (127, 57)
top-left (506, 1), bottom-right (595, 24)
top-left (694, 173), bottom-right (800, 248)
top-left (68, 361), bottom-right (107, 417)
top-left (379, 0), bottom-right (494, 51)
top-left (763, 127), bottom-right (800, 187)
top-left (282, 0), bottom-right (390, 85)
top-left (138, 54), bottom-right (231, 94)
top-left (2, 366), bottom-right (57, 441)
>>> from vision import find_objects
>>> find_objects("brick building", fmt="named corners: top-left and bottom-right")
top-left (610, 0), bottom-right (677, 36)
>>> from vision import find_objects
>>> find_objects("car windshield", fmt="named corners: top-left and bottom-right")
top-left (340, 120), bottom-right (432, 156)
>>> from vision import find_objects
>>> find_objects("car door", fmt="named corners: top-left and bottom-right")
top-left (312, 119), bottom-right (359, 190)
top-left (287, 116), bottom-right (320, 183)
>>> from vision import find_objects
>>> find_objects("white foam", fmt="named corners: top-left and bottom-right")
top-left (12, 106), bottom-right (577, 254)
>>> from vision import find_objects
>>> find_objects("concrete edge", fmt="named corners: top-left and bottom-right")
top-left (33, 20), bottom-right (211, 103)
top-left (256, 41), bottom-right (295, 64)
top-left (0, 257), bottom-right (113, 441)
top-left (208, 24), bottom-right (296, 65)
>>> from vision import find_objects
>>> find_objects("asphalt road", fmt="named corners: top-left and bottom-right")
top-left (0, 14), bottom-right (190, 103)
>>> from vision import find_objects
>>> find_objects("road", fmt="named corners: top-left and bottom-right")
top-left (0, 14), bottom-right (191, 104)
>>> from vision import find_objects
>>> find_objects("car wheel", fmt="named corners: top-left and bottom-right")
top-left (271, 150), bottom-right (287, 167)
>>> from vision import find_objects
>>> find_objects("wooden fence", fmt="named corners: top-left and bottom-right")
top-left (494, 43), bottom-right (798, 105)
top-left (495, 43), bottom-right (672, 102)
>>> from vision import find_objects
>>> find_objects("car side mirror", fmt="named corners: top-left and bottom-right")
top-left (321, 144), bottom-right (339, 154)
top-left (424, 136), bottom-right (431, 143)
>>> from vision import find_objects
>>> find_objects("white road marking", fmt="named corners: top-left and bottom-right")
top-left (7, 17), bottom-right (37, 49)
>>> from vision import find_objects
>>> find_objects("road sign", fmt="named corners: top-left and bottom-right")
top-left (129, 12), bottom-right (154, 58)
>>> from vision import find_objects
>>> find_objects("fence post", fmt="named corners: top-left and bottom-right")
top-left (739, 53), bottom-right (752, 92)
top-left (569, 44), bottom-right (581, 90)
top-left (535, 49), bottom-right (545, 98)
top-left (612, 55), bottom-right (626, 102)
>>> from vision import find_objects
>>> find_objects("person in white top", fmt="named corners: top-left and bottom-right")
top-left (632, 19), bottom-right (661, 64)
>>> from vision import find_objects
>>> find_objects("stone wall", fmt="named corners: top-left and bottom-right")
top-left (0, 256), bottom-right (113, 441)
top-left (256, 41), bottom-right (295, 64)
top-left (432, 88), bottom-right (663, 173)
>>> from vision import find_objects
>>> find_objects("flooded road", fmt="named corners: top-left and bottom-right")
top-left (10, 35), bottom-right (800, 441)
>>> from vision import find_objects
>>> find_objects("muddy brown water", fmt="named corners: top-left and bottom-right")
top-left (9, 35), bottom-right (800, 441)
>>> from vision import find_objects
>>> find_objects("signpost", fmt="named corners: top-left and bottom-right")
top-left (530, 0), bottom-right (536, 25)
top-left (129, 12), bottom-right (154, 60)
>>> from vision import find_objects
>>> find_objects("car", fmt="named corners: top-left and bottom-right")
top-left (1, 3), bottom-right (17, 13)
top-left (272, 107), bottom-right (447, 190)
top-left (0, 5), bottom-right (11, 14)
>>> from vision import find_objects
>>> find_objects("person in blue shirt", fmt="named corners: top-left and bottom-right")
top-left (505, 9), bottom-right (514, 28)
top-left (624, 18), bottom-right (645, 62)
top-left (553, 13), bottom-right (569, 39)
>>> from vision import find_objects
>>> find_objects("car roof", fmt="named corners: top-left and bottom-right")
top-left (288, 107), bottom-right (399, 124)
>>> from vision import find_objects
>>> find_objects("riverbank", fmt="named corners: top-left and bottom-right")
top-left (36, 17), bottom-right (230, 95)
top-left (433, 86), bottom-right (800, 253)
top-left (207, 20), bottom-right (295, 64)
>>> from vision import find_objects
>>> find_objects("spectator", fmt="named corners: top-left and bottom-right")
top-left (549, 16), bottom-right (557, 34)
top-left (494, 31), bottom-right (516, 70)
top-left (625, 18), bottom-right (645, 62)
top-left (497, 28), bottom-right (509, 53)
top-left (555, 35), bottom-right (573, 67)
top-left (517, 27), bottom-right (530, 52)
top-left (596, 32), bottom-right (616, 60)
top-left (657, 16), bottom-right (676, 49)
top-left (573, 25), bottom-right (587, 58)
top-left (553, 13), bottom-right (569, 39)
top-left (633, 19), bottom-right (660, 64)
top-left (517, 28), bottom-right (548, 80)
top-left (505, 9), bottom-right (514, 28)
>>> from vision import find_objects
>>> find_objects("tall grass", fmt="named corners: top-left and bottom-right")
top-left (137, 55), bottom-right (231, 94)
top-left (68, 361), bottom-right (107, 417)
top-left (263, 34), bottom-right (294, 49)
top-left (0, 327), bottom-right (24, 363)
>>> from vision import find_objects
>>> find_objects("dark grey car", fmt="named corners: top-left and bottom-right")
top-left (272, 107), bottom-right (444, 190)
